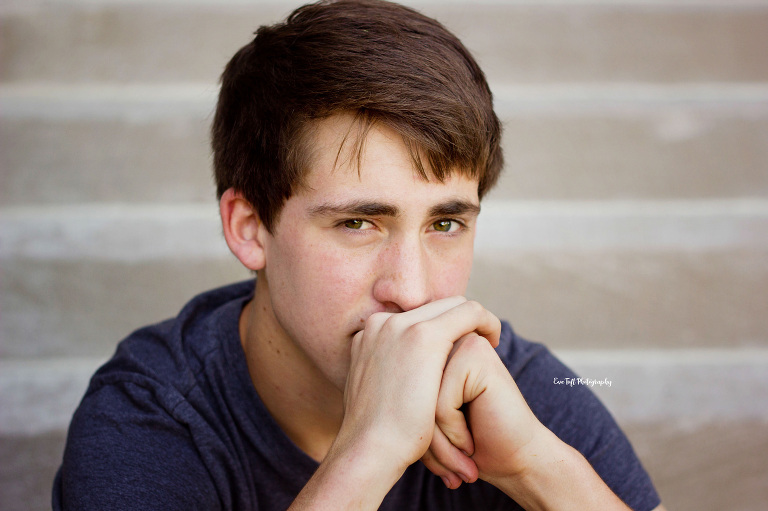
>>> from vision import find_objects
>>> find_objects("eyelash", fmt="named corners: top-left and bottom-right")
top-left (336, 218), bottom-right (466, 234)
top-left (339, 219), bottom-right (374, 231)
top-left (432, 219), bottom-right (466, 234)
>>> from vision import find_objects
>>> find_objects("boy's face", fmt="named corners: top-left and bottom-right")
top-left (256, 114), bottom-right (481, 390)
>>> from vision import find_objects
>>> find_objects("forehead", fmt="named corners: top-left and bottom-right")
top-left (297, 114), bottom-right (480, 203)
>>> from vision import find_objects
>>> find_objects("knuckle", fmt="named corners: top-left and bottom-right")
top-left (450, 295), bottom-right (468, 306)
top-left (380, 313), bottom-right (404, 336)
top-left (404, 321), bottom-right (430, 342)
top-left (460, 333), bottom-right (490, 353)
top-left (463, 299), bottom-right (485, 316)
top-left (364, 311), bottom-right (389, 330)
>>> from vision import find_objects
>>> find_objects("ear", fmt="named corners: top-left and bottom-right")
top-left (220, 188), bottom-right (268, 271)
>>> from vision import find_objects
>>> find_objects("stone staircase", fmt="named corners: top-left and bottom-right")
top-left (1, 1), bottom-right (767, 509)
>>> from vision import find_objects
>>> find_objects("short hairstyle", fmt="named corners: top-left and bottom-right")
top-left (212, 0), bottom-right (503, 232)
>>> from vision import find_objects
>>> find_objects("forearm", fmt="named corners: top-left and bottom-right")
top-left (288, 433), bottom-right (405, 511)
top-left (488, 428), bottom-right (631, 511)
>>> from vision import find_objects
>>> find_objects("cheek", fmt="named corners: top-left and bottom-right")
top-left (268, 237), bottom-right (371, 328)
top-left (304, 244), bottom-right (371, 300)
top-left (431, 242), bottom-right (475, 298)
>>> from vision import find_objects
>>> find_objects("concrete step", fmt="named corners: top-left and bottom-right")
top-left (1, 2), bottom-right (767, 84)
top-left (0, 258), bottom-right (251, 358)
top-left (494, 91), bottom-right (768, 200)
top-left (0, 115), bottom-right (216, 206)
top-left (0, 431), bottom-right (66, 511)
top-left (2, 84), bottom-right (767, 205)
top-left (623, 419), bottom-right (768, 511)
top-left (470, 249), bottom-right (768, 351)
top-left (2, 201), bottom-right (766, 356)
top-left (441, 2), bottom-right (768, 85)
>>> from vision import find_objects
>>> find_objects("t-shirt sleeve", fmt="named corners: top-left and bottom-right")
top-left (507, 342), bottom-right (661, 511)
top-left (53, 381), bottom-right (221, 511)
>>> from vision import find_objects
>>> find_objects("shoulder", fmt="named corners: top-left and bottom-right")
top-left (89, 279), bottom-right (255, 397)
top-left (54, 280), bottom-right (257, 510)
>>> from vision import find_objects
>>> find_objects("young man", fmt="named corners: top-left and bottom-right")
top-left (54, 1), bottom-right (664, 509)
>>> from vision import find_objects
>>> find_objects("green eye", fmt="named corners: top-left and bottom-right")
top-left (433, 220), bottom-right (453, 232)
top-left (344, 219), bottom-right (365, 230)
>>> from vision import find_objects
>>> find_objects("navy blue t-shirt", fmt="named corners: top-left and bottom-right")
top-left (53, 280), bottom-right (660, 510)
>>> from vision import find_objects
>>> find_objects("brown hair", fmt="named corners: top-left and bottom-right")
top-left (212, 0), bottom-right (503, 232)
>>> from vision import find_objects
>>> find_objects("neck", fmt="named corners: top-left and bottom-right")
top-left (239, 281), bottom-right (344, 462)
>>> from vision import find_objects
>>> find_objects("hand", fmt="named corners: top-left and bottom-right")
top-left (335, 298), bottom-right (501, 482)
top-left (431, 335), bottom-right (635, 510)
top-left (433, 333), bottom-right (544, 485)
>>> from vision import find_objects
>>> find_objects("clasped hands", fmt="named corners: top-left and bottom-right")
top-left (341, 296), bottom-right (544, 492)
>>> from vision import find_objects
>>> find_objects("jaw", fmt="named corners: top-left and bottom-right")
top-left (244, 274), bottom-right (349, 400)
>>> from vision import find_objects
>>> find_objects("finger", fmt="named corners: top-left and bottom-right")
top-left (435, 395), bottom-right (474, 458)
top-left (356, 299), bottom-right (465, 351)
top-left (349, 329), bottom-right (365, 361)
top-left (416, 300), bottom-right (501, 351)
top-left (358, 311), bottom-right (393, 338)
top-left (436, 334), bottom-right (487, 450)
top-left (351, 312), bottom-right (393, 362)
top-left (398, 296), bottom-right (467, 323)
top-left (427, 423), bottom-right (478, 484)
top-left (344, 330), bottom-right (366, 399)
top-left (420, 447), bottom-right (463, 490)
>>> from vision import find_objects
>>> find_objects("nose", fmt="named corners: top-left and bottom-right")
top-left (372, 234), bottom-right (432, 313)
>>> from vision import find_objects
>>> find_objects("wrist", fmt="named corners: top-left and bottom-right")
top-left (482, 426), bottom-right (564, 493)
top-left (486, 429), bottom-right (628, 511)
top-left (290, 428), bottom-right (407, 510)
top-left (328, 425), bottom-right (410, 486)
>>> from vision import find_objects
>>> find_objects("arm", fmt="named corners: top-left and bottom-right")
top-left (288, 435), bottom-right (405, 510)
top-left (433, 334), bottom-right (650, 510)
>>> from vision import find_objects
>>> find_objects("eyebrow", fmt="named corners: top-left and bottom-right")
top-left (308, 200), bottom-right (400, 218)
top-left (307, 198), bottom-right (480, 218)
top-left (428, 199), bottom-right (481, 218)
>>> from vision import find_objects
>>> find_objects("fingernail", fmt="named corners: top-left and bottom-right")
top-left (441, 476), bottom-right (451, 489)
top-left (458, 472), bottom-right (470, 484)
